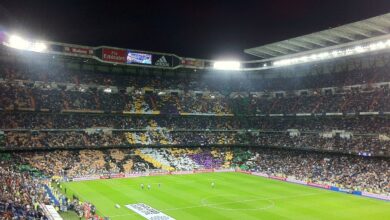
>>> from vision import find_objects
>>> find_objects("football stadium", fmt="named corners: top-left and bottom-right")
top-left (1, 2), bottom-right (390, 220)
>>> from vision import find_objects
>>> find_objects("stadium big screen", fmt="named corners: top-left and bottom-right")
top-left (127, 50), bottom-right (152, 64)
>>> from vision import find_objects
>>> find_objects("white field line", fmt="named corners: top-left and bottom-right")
top-left (109, 191), bottom-right (330, 218)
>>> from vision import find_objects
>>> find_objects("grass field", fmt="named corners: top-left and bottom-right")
top-left (61, 172), bottom-right (390, 220)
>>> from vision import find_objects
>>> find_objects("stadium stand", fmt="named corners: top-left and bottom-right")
top-left (1, 14), bottom-right (390, 219)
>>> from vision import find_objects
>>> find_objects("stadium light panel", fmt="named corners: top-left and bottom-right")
top-left (354, 46), bottom-right (366, 53)
top-left (273, 38), bottom-right (390, 67)
top-left (318, 52), bottom-right (330, 58)
top-left (31, 42), bottom-right (47, 52)
top-left (8, 35), bottom-right (30, 50)
top-left (213, 61), bottom-right (241, 70)
top-left (5, 35), bottom-right (47, 52)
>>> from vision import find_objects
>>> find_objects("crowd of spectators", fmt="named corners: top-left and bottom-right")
top-left (248, 88), bottom-right (390, 114)
top-left (16, 149), bottom-right (156, 177)
top-left (2, 59), bottom-right (390, 92)
top-left (2, 109), bottom-right (390, 156)
top-left (0, 82), bottom-right (234, 114)
top-left (2, 112), bottom-right (390, 134)
top-left (4, 147), bottom-right (389, 195)
top-left (3, 81), bottom-right (390, 114)
top-left (233, 147), bottom-right (390, 194)
top-left (4, 59), bottom-right (390, 116)
top-left (5, 131), bottom-right (126, 149)
top-left (0, 156), bottom-right (49, 219)
top-left (3, 129), bottom-right (389, 156)
top-left (251, 133), bottom-right (389, 156)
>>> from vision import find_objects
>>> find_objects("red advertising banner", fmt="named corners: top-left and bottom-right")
top-left (149, 172), bottom-right (170, 176)
top-left (214, 168), bottom-right (235, 173)
top-left (307, 182), bottom-right (330, 189)
top-left (235, 170), bottom-right (252, 175)
top-left (286, 177), bottom-right (306, 185)
top-left (251, 172), bottom-right (268, 177)
top-left (170, 171), bottom-right (194, 175)
top-left (102, 48), bottom-right (126, 63)
top-left (72, 176), bottom-right (99, 182)
top-left (181, 58), bottom-right (204, 68)
top-left (64, 46), bottom-right (93, 55)
top-left (269, 176), bottom-right (287, 181)
top-left (194, 169), bottom-right (214, 174)
top-left (125, 173), bottom-right (148, 178)
top-left (110, 173), bottom-right (125, 179)
top-left (361, 192), bottom-right (390, 201)
top-left (99, 173), bottom-right (125, 179)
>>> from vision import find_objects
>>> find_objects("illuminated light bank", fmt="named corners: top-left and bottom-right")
top-left (213, 61), bottom-right (241, 70)
top-left (3, 35), bottom-right (47, 52)
top-left (273, 39), bottom-right (390, 67)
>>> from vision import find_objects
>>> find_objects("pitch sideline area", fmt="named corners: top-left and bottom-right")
top-left (61, 172), bottom-right (390, 220)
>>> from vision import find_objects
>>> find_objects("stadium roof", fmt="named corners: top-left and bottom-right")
top-left (244, 13), bottom-right (390, 59)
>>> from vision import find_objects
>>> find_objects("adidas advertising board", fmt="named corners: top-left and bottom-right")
top-left (153, 55), bottom-right (171, 67)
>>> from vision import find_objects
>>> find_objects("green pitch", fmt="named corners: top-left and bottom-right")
top-left (61, 172), bottom-right (390, 220)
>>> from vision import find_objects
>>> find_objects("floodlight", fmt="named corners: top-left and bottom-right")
top-left (213, 61), bottom-right (241, 70)
top-left (301, 56), bottom-right (308, 62)
top-left (8, 35), bottom-right (30, 50)
top-left (369, 43), bottom-right (379, 51)
top-left (31, 42), bottom-right (47, 52)
top-left (5, 34), bottom-right (47, 53)
top-left (318, 52), bottom-right (330, 59)
top-left (273, 38), bottom-right (390, 67)
top-left (310, 54), bottom-right (317, 60)
top-left (354, 46), bottom-right (365, 53)
top-left (331, 50), bottom-right (339, 57)
top-left (377, 41), bottom-right (386, 49)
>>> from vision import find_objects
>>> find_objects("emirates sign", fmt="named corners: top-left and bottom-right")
top-left (102, 48), bottom-right (126, 63)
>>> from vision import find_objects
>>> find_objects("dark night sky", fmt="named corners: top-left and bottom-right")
top-left (0, 0), bottom-right (389, 60)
